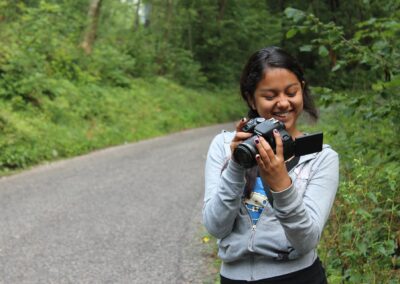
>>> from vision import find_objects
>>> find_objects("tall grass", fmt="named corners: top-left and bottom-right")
top-left (0, 77), bottom-right (245, 175)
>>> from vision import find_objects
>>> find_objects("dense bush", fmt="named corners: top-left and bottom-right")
top-left (283, 7), bottom-right (400, 282)
top-left (312, 103), bottom-right (400, 283)
top-left (0, 0), bottom-right (245, 174)
top-left (0, 77), bottom-right (244, 173)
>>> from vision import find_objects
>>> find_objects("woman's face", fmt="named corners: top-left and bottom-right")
top-left (250, 68), bottom-right (304, 137)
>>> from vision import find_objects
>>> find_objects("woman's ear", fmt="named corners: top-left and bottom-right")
top-left (247, 92), bottom-right (256, 110)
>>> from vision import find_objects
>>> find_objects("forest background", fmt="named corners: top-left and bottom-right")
top-left (0, 0), bottom-right (399, 283)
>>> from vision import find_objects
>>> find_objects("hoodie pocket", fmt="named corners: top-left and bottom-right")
top-left (254, 214), bottom-right (294, 258)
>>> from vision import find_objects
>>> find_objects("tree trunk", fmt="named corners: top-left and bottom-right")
top-left (134, 0), bottom-right (141, 31)
top-left (187, 7), bottom-right (193, 52)
top-left (330, 0), bottom-right (340, 11)
top-left (163, 0), bottom-right (173, 42)
top-left (81, 0), bottom-right (102, 55)
top-left (143, 3), bottom-right (151, 28)
top-left (217, 0), bottom-right (227, 22)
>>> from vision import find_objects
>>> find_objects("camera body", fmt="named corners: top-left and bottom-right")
top-left (233, 118), bottom-right (294, 168)
top-left (233, 117), bottom-right (324, 169)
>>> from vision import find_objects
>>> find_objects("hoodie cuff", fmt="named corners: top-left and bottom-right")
top-left (271, 181), bottom-right (299, 208)
top-left (224, 159), bottom-right (246, 183)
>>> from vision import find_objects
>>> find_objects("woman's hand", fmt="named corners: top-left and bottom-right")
top-left (230, 118), bottom-right (253, 160)
top-left (254, 130), bottom-right (292, 192)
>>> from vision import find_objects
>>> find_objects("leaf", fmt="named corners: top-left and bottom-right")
top-left (372, 81), bottom-right (384, 91)
top-left (284, 7), bottom-right (305, 22)
top-left (383, 75), bottom-right (400, 89)
top-left (366, 192), bottom-right (378, 204)
top-left (372, 40), bottom-right (388, 52)
top-left (284, 7), bottom-right (299, 19)
top-left (318, 45), bottom-right (329, 57)
top-left (286, 29), bottom-right (297, 39)
top-left (356, 208), bottom-right (372, 219)
top-left (299, 45), bottom-right (313, 52)
top-left (356, 242), bottom-right (368, 256)
top-left (331, 64), bottom-right (341, 72)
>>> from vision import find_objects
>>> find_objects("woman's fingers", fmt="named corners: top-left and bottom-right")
top-left (255, 136), bottom-right (272, 167)
top-left (232, 118), bottom-right (253, 142)
top-left (255, 153), bottom-right (265, 169)
top-left (273, 129), bottom-right (284, 159)
top-left (259, 137), bottom-right (275, 159)
top-left (235, 131), bottom-right (253, 141)
top-left (256, 131), bottom-right (284, 161)
top-left (255, 132), bottom-right (291, 192)
top-left (230, 118), bottom-right (253, 156)
top-left (235, 117), bottom-right (247, 133)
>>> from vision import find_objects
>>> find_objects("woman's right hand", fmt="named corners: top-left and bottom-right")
top-left (230, 118), bottom-right (253, 159)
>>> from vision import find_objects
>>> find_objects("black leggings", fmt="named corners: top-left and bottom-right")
top-left (220, 258), bottom-right (327, 284)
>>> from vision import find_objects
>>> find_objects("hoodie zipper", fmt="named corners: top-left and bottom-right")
top-left (243, 201), bottom-right (256, 280)
top-left (244, 200), bottom-right (261, 281)
top-left (243, 201), bottom-right (256, 249)
top-left (244, 199), bottom-right (271, 249)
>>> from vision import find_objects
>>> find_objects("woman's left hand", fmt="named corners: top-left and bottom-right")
top-left (254, 130), bottom-right (292, 192)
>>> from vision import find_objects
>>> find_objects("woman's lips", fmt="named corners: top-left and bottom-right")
top-left (272, 110), bottom-right (293, 121)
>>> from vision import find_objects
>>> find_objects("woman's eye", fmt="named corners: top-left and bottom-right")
top-left (263, 95), bottom-right (275, 100)
top-left (287, 92), bottom-right (297, 97)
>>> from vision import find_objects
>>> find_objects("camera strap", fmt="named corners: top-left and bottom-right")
top-left (261, 156), bottom-right (300, 208)
top-left (286, 156), bottom-right (300, 172)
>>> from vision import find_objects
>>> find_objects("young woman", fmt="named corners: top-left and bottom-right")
top-left (203, 46), bottom-right (339, 283)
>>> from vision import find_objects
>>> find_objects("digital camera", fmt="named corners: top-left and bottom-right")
top-left (233, 117), bottom-right (323, 168)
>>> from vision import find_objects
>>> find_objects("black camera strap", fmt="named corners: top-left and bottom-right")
top-left (286, 156), bottom-right (300, 172)
top-left (261, 156), bottom-right (300, 208)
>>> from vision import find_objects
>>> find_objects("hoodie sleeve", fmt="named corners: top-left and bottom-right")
top-left (202, 132), bottom-right (247, 239)
top-left (271, 147), bottom-right (339, 255)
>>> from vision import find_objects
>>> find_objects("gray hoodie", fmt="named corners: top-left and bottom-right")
top-left (203, 130), bottom-right (339, 281)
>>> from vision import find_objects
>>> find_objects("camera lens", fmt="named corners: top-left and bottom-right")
top-left (233, 142), bottom-right (257, 168)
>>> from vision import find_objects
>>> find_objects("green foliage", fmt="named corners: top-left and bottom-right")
top-left (283, 5), bottom-right (400, 150)
top-left (182, 0), bottom-right (282, 85)
top-left (314, 103), bottom-right (400, 283)
top-left (95, 0), bottom-right (207, 88)
top-left (0, 0), bottom-right (246, 174)
top-left (284, 7), bottom-right (400, 91)
top-left (0, 0), bottom-right (87, 103)
top-left (0, 77), bottom-right (244, 174)
top-left (282, 5), bottom-right (400, 282)
top-left (83, 44), bottom-right (136, 87)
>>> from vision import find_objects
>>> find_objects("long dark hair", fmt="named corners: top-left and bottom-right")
top-left (240, 46), bottom-right (318, 120)
top-left (239, 46), bottom-right (318, 198)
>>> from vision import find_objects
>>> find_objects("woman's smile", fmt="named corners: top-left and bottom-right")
top-left (251, 68), bottom-right (304, 136)
top-left (272, 110), bottom-right (294, 120)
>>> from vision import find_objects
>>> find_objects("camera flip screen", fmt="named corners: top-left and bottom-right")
top-left (294, 132), bottom-right (323, 157)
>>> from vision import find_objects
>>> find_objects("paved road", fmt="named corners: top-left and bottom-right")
top-left (0, 122), bottom-right (235, 284)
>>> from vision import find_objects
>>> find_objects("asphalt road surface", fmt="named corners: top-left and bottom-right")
top-left (0, 122), bottom-right (235, 284)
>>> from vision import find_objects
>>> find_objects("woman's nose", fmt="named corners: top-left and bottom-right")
top-left (277, 97), bottom-right (290, 108)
